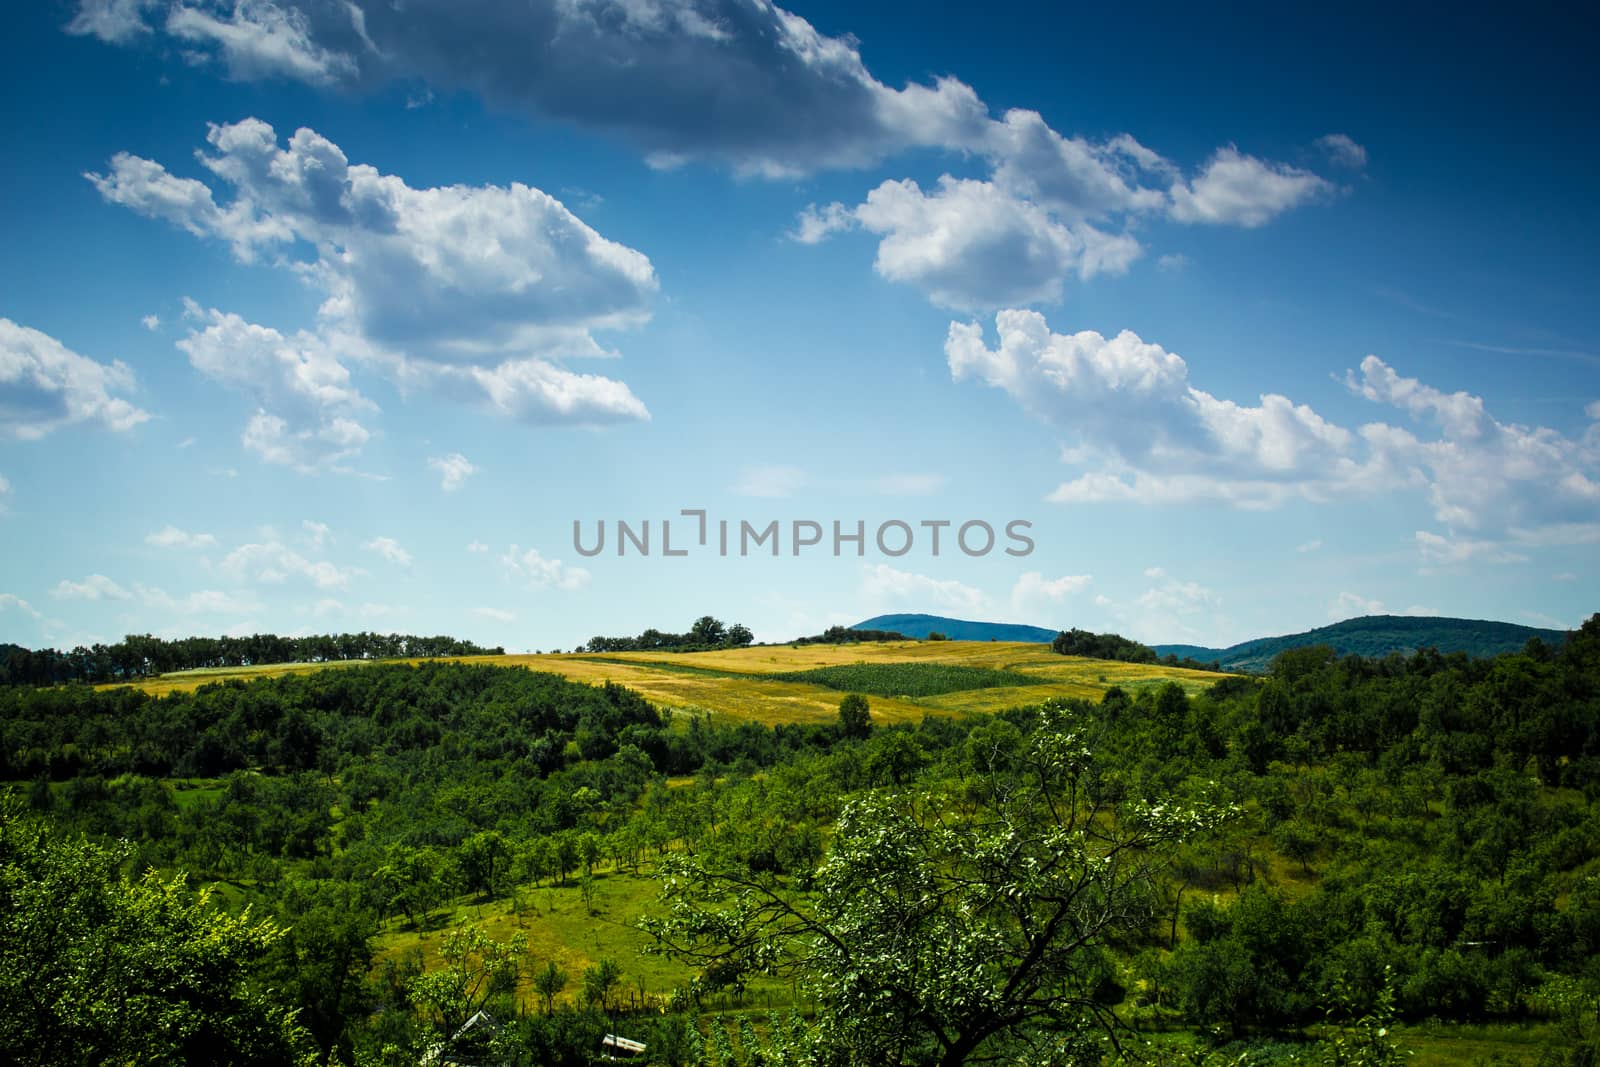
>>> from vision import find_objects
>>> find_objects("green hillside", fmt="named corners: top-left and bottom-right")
top-left (853, 613), bottom-right (1058, 642)
top-left (1154, 613), bottom-right (1568, 673)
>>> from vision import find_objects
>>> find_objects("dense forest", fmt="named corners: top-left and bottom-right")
top-left (2, 617), bottom-right (1599, 1064)
top-left (0, 632), bottom-right (504, 687)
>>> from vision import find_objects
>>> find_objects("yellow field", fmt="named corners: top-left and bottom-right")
top-left (103, 641), bottom-right (1227, 726)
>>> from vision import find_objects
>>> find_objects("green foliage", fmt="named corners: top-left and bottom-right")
top-left (771, 661), bottom-right (1039, 698)
top-left (645, 705), bottom-right (1234, 1066)
top-left (837, 693), bottom-right (872, 739)
top-left (6, 613), bottom-right (1600, 1064)
top-left (792, 625), bottom-right (909, 646)
top-left (0, 799), bottom-right (309, 1065)
top-left (585, 616), bottom-right (756, 653)
top-left (0, 631), bottom-right (503, 685)
top-left (1051, 627), bottom-right (1159, 663)
top-left (407, 926), bottom-right (526, 1037)
top-left (533, 960), bottom-right (569, 1015)
top-left (581, 957), bottom-right (624, 1012)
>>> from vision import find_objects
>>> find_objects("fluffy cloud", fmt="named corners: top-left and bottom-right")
top-left (146, 524), bottom-right (218, 549)
top-left (94, 119), bottom-right (658, 357)
top-left (52, 574), bottom-right (133, 601)
top-left (459, 360), bottom-right (649, 426)
top-left (501, 545), bottom-right (590, 591)
top-left (221, 539), bottom-right (357, 588)
top-left (1167, 148), bottom-right (1333, 227)
top-left (848, 177), bottom-right (1139, 309)
top-left (178, 303), bottom-right (371, 414)
top-left (90, 118), bottom-right (656, 438)
top-left (948, 310), bottom-right (1600, 542)
top-left (860, 563), bottom-right (986, 614)
top-left (947, 310), bottom-right (1352, 495)
top-left (982, 112), bottom-right (1171, 221)
top-left (471, 606), bottom-right (516, 623)
top-left (0, 319), bottom-right (151, 440)
top-left (164, 0), bottom-right (358, 86)
top-left (72, 0), bottom-right (989, 176)
top-left (363, 536), bottom-right (412, 566)
top-left (77, 3), bottom-right (1341, 313)
top-left (428, 453), bottom-right (475, 492)
top-left (799, 131), bottom-right (1331, 309)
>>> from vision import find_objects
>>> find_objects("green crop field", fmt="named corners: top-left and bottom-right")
top-left (767, 661), bottom-right (1040, 697)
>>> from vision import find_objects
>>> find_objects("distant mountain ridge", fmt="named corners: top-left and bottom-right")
top-left (852, 614), bottom-right (1059, 643)
top-left (1153, 614), bottom-right (1567, 673)
top-left (850, 613), bottom-right (1569, 673)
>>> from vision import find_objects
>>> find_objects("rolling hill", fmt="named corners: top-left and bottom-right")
top-left (852, 613), bottom-right (1059, 643)
top-left (1153, 614), bottom-right (1568, 673)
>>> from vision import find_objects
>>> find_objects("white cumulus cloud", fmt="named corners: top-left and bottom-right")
top-left (90, 118), bottom-right (656, 431)
top-left (0, 319), bottom-right (151, 440)
top-left (948, 309), bottom-right (1600, 544)
top-left (1168, 147), bottom-right (1333, 227)
top-left (847, 176), bottom-right (1140, 309)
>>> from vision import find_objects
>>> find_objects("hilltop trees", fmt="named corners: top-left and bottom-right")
top-left (1051, 628), bottom-right (1158, 664)
top-left (585, 615), bottom-right (757, 652)
top-left (0, 631), bottom-right (504, 686)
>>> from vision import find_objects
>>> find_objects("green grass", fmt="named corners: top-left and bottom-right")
top-left (372, 870), bottom-right (799, 1014)
top-left (769, 662), bottom-right (1041, 698)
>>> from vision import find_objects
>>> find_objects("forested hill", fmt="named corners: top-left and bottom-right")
top-left (1154, 614), bottom-right (1569, 673)
top-left (853, 613), bottom-right (1058, 642)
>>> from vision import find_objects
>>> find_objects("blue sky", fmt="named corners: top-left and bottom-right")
top-left (1, 0), bottom-right (1596, 652)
